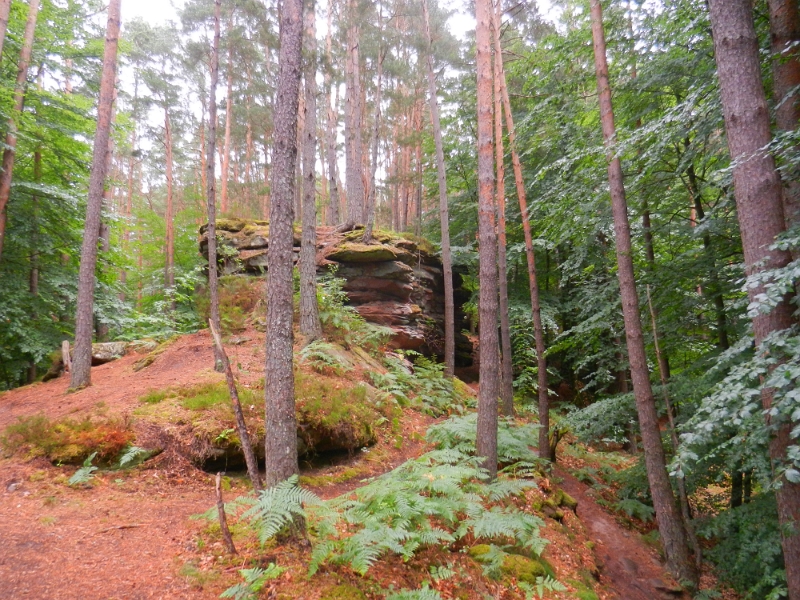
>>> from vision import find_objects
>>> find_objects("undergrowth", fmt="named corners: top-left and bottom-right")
top-left (0, 414), bottom-right (134, 464)
top-left (208, 415), bottom-right (557, 598)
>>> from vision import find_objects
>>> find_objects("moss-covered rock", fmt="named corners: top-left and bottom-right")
top-left (553, 488), bottom-right (578, 512)
top-left (320, 584), bottom-right (367, 600)
top-left (468, 544), bottom-right (550, 583)
top-left (327, 242), bottom-right (398, 263)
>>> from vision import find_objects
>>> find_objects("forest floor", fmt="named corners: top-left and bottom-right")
top-left (0, 331), bottom-right (735, 599)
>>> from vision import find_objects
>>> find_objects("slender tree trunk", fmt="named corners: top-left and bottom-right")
top-left (0, 0), bottom-right (10, 62)
top-left (300, 0), bottom-right (322, 343)
top-left (207, 0), bottom-right (224, 372)
top-left (27, 148), bottom-right (42, 383)
top-left (325, 0), bottom-right (340, 226)
top-left (422, 0), bottom-right (455, 378)
top-left (221, 37), bottom-right (233, 214)
top-left (708, 1), bottom-right (800, 595)
top-left (344, 0), bottom-right (364, 226)
top-left (0, 0), bottom-right (40, 262)
top-left (490, 0), bottom-right (548, 449)
top-left (769, 0), bottom-right (800, 230)
top-left (590, 0), bottom-right (697, 585)
top-left (71, 0), bottom-right (121, 389)
top-left (492, 4), bottom-right (514, 415)
top-left (164, 108), bottom-right (175, 292)
top-left (362, 12), bottom-right (384, 244)
top-left (475, 0), bottom-right (500, 482)
top-left (200, 94), bottom-right (208, 198)
top-left (265, 0), bottom-right (303, 487)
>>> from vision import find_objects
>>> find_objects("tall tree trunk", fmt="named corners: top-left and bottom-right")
top-left (164, 108), bottom-right (175, 292)
top-left (490, 0), bottom-right (548, 450)
top-left (362, 12), bottom-right (384, 244)
top-left (28, 148), bottom-right (42, 383)
top-left (422, 0), bottom-right (455, 378)
top-left (325, 0), bottom-right (340, 227)
top-left (265, 0), bottom-right (303, 487)
top-left (71, 0), bottom-right (121, 389)
top-left (769, 0), bottom-right (800, 230)
top-left (0, 0), bottom-right (40, 262)
top-left (475, 0), bottom-right (500, 482)
top-left (221, 34), bottom-right (233, 215)
top-left (492, 4), bottom-right (514, 416)
top-left (590, 0), bottom-right (697, 585)
top-left (344, 0), bottom-right (364, 227)
top-left (200, 93), bottom-right (208, 198)
top-left (300, 0), bottom-right (322, 343)
top-left (708, 1), bottom-right (800, 595)
top-left (0, 0), bottom-right (11, 61)
top-left (207, 0), bottom-right (224, 372)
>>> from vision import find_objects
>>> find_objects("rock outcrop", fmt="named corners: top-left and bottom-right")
top-left (200, 220), bottom-right (472, 365)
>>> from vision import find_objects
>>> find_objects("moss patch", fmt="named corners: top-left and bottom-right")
top-left (327, 242), bottom-right (398, 263)
top-left (320, 584), bottom-right (367, 600)
top-left (468, 545), bottom-right (550, 583)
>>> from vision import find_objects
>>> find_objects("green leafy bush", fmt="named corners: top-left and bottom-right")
top-left (196, 275), bottom-right (264, 335)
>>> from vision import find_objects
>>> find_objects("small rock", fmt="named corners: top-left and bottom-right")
top-left (6, 481), bottom-right (21, 493)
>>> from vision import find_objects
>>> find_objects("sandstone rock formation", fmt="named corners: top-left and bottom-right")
top-left (200, 220), bottom-right (472, 365)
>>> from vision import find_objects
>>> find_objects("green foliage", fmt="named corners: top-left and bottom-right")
top-left (220, 564), bottom-right (286, 600)
top-left (116, 445), bottom-right (155, 469)
top-left (371, 352), bottom-right (474, 416)
top-left (68, 452), bottom-right (99, 486)
top-left (695, 494), bottom-right (785, 600)
top-left (561, 393), bottom-right (637, 445)
top-left (384, 585), bottom-right (442, 600)
top-left (426, 413), bottom-right (542, 466)
top-left (518, 576), bottom-right (568, 599)
top-left (215, 423), bottom-right (546, 581)
top-left (298, 340), bottom-right (354, 376)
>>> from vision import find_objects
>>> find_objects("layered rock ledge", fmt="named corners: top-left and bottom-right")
top-left (200, 220), bottom-right (472, 365)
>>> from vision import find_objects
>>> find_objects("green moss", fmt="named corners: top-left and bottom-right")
top-left (299, 466), bottom-right (364, 487)
top-left (215, 218), bottom-right (248, 232)
top-left (469, 545), bottom-right (549, 583)
top-left (327, 242), bottom-right (398, 262)
top-left (552, 488), bottom-right (578, 511)
top-left (320, 584), bottom-right (367, 600)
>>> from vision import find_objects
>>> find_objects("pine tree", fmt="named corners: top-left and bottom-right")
top-left (71, 0), bottom-right (121, 389)
top-left (265, 0), bottom-right (303, 487)
top-left (707, 0), bottom-right (800, 594)
top-left (589, 0), bottom-right (697, 585)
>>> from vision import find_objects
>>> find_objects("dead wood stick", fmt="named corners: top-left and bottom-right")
top-left (92, 524), bottom-right (143, 536)
top-left (216, 472), bottom-right (237, 555)
top-left (209, 319), bottom-right (262, 491)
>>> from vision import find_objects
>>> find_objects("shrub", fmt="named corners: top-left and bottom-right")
top-left (1, 414), bottom-right (134, 464)
top-left (196, 275), bottom-right (264, 335)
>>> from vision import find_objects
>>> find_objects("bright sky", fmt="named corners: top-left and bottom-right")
top-left (119, 0), bottom-right (559, 35)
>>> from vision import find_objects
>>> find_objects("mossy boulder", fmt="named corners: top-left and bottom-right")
top-left (552, 488), bottom-right (578, 512)
top-left (469, 545), bottom-right (550, 583)
top-left (327, 242), bottom-right (399, 263)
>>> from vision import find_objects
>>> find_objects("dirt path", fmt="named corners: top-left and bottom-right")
top-left (557, 468), bottom-right (687, 600)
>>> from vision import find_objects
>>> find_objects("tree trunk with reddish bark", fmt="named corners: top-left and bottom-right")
top-left (164, 108), bottom-right (175, 291)
top-left (491, 0), bottom-right (548, 449)
top-left (71, 0), bottom-right (121, 389)
top-left (769, 0), bottom-right (800, 230)
top-left (475, 0), bottom-right (500, 482)
top-left (0, 0), bottom-right (40, 262)
top-left (300, 0), bottom-right (322, 343)
top-left (344, 0), bottom-right (364, 227)
top-left (422, 0), bottom-right (455, 378)
top-left (0, 0), bottom-right (11, 61)
top-left (708, 1), bottom-right (800, 595)
top-left (265, 0), bottom-right (303, 487)
top-left (590, 0), bottom-right (697, 585)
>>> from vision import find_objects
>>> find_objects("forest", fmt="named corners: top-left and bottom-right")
top-left (0, 0), bottom-right (799, 598)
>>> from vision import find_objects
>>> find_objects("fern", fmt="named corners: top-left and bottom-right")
top-left (116, 446), bottom-right (153, 469)
top-left (68, 452), bottom-right (98, 486)
top-left (614, 498), bottom-right (655, 522)
top-left (384, 584), bottom-right (443, 600)
top-left (298, 340), bottom-right (353, 375)
top-left (518, 576), bottom-right (567, 599)
top-left (220, 564), bottom-right (286, 600)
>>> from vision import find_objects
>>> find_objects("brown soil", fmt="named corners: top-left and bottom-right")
top-left (557, 468), bottom-right (686, 600)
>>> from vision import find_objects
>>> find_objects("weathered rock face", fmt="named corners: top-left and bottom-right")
top-left (200, 220), bottom-right (472, 365)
